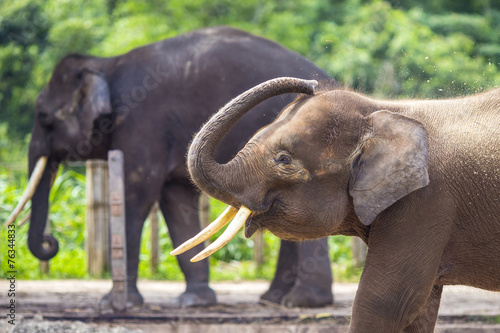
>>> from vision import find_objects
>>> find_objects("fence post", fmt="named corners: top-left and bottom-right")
top-left (85, 159), bottom-right (109, 276)
top-left (198, 193), bottom-right (210, 228)
top-left (39, 218), bottom-right (51, 274)
top-left (149, 202), bottom-right (160, 273)
top-left (108, 150), bottom-right (128, 312)
top-left (198, 193), bottom-right (210, 247)
top-left (352, 237), bottom-right (367, 269)
top-left (253, 230), bottom-right (264, 270)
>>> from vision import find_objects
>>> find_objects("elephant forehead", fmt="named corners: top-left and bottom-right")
top-left (277, 104), bottom-right (329, 137)
top-left (263, 121), bottom-right (318, 150)
top-left (287, 115), bottom-right (329, 145)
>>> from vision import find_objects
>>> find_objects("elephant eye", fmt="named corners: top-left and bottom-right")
top-left (38, 111), bottom-right (54, 127)
top-left (276, 154), bottom-right (292, 165)
top-left (75, 70), bottom-right (84, 80)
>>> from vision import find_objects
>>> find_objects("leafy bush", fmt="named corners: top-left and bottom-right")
top-left (314, 3), bottom-right (500, 98)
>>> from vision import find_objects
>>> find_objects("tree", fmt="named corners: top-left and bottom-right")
top-left (0, 1), bottom-right (49, 137)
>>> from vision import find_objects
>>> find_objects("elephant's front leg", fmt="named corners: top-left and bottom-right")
top-left (350, 261), bottom-right (440, 332)
top-left (121, 198), bottom-right (154, 306)
top-left (160, 182), bottom-right (216, 308)
top-left (349, 220), bottom-right (447, 332)
top-left (261, 238), bottom-right (333, 307)
top-left (403, 285), bottom-right (443, 333)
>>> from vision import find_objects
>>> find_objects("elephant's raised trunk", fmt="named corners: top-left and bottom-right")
top-left (176, 77), bottom-right (317, 262)
top-left (187, 77), bottom-right (318, 206)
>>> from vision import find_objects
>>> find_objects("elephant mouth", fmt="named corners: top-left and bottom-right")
top-left (244, 215), bottom-right (259, 238)
top-left (244, 197), bottom-right (284, 238)
top-left (169, 194), bottom-right (283, 262)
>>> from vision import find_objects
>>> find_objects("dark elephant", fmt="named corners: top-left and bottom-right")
top-left (6, 28), bottom-right (336, 308)
top-left (182, 77), bottom-right (500, 331)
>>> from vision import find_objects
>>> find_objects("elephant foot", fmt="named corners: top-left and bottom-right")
top-left (260, 286), bottom-right (288, 304)
top-left (281, 284), bottom-right (334, 308)
top-left (99, 288), bottom-right (144, 310)
top-left (174, 283), bottom-right (216, 308)
top-left (260, 284), bottom-right (333, 308)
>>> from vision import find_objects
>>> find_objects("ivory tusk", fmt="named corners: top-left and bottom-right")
top-left (17, 211), bottom-right (32, 227)
top-left (170, 205), bottom-right (238, 256)
top-left (18, 168), bottom-right (57, 227)
top-left (4, 156), bottom-right (48, 228)
top-left (190, 205), bottom-right (252, 262)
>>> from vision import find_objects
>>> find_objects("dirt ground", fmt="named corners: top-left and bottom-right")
top-left (1, 280), bottom-right (499, 332)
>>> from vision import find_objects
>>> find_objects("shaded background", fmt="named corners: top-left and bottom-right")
top-left (1, 0), bottom-right (499, 281)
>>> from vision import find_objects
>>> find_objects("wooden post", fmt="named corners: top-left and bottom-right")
top-left (253, 230), bottom-right (264, 270)
top-left (352, 237), bottom-right (367, 269)
top-left (85, 159), bottom-right (109, 276)
top-left (198, 193), bottom-right (210, 228)
top-left (198, 193), bottom-right (210, 247)
top-left (108, 150), bottom-right (128, 312)
top-left (39, 218), bottom-right (51, 274)
top-left (149, 202), bottom-right (159, 273)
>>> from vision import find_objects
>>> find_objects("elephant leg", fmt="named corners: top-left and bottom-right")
top-left (403, 285), bottom-right (443, 333)
top-left (160, 181), bottom-right (216, 308)
top-left (260, 240), bottom-right (298, 304)
top-left (349, 220), bottom-right (447, 332)
top-left (261, 238), bottom-right (334, 307)
top-left (282, 238), bottom-right (334, 307)
top-left (122, 199), bottom-right (153, 306)
top-left (350, 263), bottom-right (440, 332)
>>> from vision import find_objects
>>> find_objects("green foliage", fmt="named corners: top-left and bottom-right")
top-left (0, 0), bottom-right (49, 137)
top-left (313, 2), bottom-right (499, 98)
top-left (388, 0), bottom-right (493, 14)
top-left (2, 0), bottom-right (500, 138)
top-left (329, 236), bottom-right (363, 282)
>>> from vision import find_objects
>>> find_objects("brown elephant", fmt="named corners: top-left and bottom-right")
top-left (174, 78), bottom-right (500, 332)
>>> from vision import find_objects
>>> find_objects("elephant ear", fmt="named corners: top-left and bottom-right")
top-left (349, 110), bottom-right (429, 226)
top-left (80, 70), bottom-right (111, 134)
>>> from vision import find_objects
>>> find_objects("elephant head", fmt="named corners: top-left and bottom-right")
top-left (172, 77), bottom-right (429, 261)
top-left (5, 54), bottom-right (112, 260)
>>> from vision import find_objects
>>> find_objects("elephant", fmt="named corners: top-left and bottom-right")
top-left (178, 77), bottom-right (500, 331)
top-left (6, 28), bottom-right (337, 308)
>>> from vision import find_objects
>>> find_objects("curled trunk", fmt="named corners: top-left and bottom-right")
top-left (188, 77), bottom-right (317, 206)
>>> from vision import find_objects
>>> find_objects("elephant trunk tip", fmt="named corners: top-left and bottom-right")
top-left (28, 234), bottom-right (59, 261)
top-left (306, 79), bottom-right (319, 91)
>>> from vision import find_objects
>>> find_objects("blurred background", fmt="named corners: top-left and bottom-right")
top-left (1, 0), bottom-right (499, 282)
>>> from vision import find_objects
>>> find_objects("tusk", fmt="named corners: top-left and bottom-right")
top-left (17, 211), bottom-right (32, 226)
top-left (190, 205), bottom-right (252, 262)
top-left (170, 205), bottom-right (238, 256)
top-left (19, 167), bottom-right (58, 227)
top-left (4, 156), bottom-right (48, 228)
